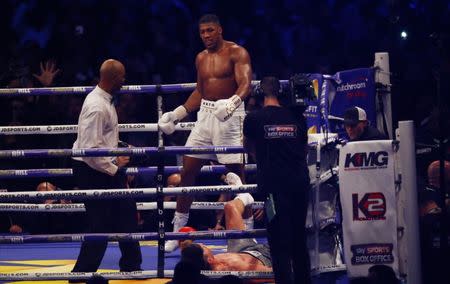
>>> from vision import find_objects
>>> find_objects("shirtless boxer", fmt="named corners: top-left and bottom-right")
top-left (158, 14), bottom-right (253, 252)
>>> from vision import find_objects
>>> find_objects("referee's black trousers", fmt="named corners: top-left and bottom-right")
top-left (71, 160), bottom-right (142, 272)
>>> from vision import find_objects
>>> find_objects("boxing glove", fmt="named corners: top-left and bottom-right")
top-left (158, 105), bottom-right (188, 135)
top-left (178, 226), bottom-right (196, 248)
top-left (179, 226), bottom-right (196, 233)
top-left (213, 95), bottom-right (242, 122)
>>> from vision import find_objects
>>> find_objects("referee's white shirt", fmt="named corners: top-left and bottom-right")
top-left (73, 86), bottom-right (118, 176)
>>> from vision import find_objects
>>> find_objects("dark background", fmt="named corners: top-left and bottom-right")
top-left (1, 0), bottom-right (449, 125)
top-left (0, 1), bottom-right (448, 187)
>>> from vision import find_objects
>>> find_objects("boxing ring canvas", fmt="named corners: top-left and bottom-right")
top-left (0, 239), bottom-right (258, 283)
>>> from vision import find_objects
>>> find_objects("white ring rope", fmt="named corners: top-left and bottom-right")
top-left (0, 184), bottom-right (258, 201)
top-left (0, 122), bottom-right (340, 136)
top-left (0, 122), bottom-right (195, 135)
top-left (0, 270), bottom-right (274, 280)
top-left (0, 201), bottom-right (265, 212)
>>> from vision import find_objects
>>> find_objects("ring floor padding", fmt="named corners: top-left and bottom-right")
top-left (0, 237), bottom-right (349, 284)
top-left (0, 238), bottom-right (260, 283)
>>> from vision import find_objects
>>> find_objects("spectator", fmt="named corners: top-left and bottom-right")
top-left (0, 189), bottom-right (26, 234)
top-left (36, 181), bottom-right (70, 204)
top-left (367, 265), bottom-right (399, 284)
top-left (0, 210), bottom-right (25, 234)
top-left (420, 160), bottom-right (450, 284)
top-left (415, 105), bottom-right (450, 182)
top-left (420, 160), bottom-right (450, 217)
top-left (29, 181), bottom-right (81, 234)
top-left (343, 106), bottom-right (387, 141)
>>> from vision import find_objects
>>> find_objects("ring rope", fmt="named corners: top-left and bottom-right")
top-left (0, 229), bottom-right (267, 244)
top-left (0, 146), bottom-right (245, 159)
top-left (0, 81), bottom-right (282, 280)
top-left (0, 123), bottom-right (339, 136)
top-left (0, 164), bottom-right (257, 178)
top-left (0, 122), bottom-right (196, 135)
top-left (0, 184), bottom-right (258, 201)
top-left (0, 201), bottom-right (265, 212)
top-left (0, 80), bottom-right (288, 97)
top-left (0, 270), bottom-right (274, 280)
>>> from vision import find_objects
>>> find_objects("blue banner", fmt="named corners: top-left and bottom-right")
top-left (328, 68), bottom-right (376, 138)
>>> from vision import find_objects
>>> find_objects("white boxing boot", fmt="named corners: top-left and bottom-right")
top-left (165, 211), bottom-right (189, 252)
top-left (224, 172), bottom-right (243, 186)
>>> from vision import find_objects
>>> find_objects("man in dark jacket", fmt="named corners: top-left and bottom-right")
top-left (343, 106), bottom-right (387, 141)
top-left (243, 76), bottom-right (311, 284)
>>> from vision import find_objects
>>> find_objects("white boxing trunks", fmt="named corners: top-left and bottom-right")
top-left (185, 99), bottom-right (246, 164)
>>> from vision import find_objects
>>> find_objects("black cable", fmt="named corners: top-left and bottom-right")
top-left (375, 82), bottom-right (390, 137)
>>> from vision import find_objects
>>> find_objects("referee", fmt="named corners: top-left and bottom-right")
top-left (70, 59), bottom-right (142, 278)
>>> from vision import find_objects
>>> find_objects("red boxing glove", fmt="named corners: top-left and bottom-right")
top-left (178, 226), bottom-right (196, 249)
top-left (179, 226), bottom-right (196, 233)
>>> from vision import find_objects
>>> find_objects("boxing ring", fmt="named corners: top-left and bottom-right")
top-left (0, 145), bottom-right (271, 282)
top-left (0, 52), bottom-right (422, 284)
top-left (0, 80), bottom-right (281, 282)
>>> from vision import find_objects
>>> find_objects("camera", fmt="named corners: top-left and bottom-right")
top-left (288, 73), bottom-right (318, 107)
top-left (252, 74), bottom-right (318, 111)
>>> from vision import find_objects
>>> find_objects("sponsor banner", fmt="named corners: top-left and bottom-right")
top-left (0, 270), bottom-right (150, 280)
top-left (0, 201), bottom-right (264, 212)
top-left (0, 81), bottom-right (281, 97)
top-left (0, 229), bottom-right (265, 244)
top-left (188, 201), bottom-right (264, 210)
top-left (122, 85), bottom-right (142, 91)
top-left (338, 140), bottom-right (398, 277)
top-left (169, 229), bottom-right (266, 240)
top-left (0, 270), bottom-right (272, 281)
top-left (0, 126), bottom-right (43, 134)
top-left (179, 83), bottom-right (197, 90)
top-left (350, 243), bottom-right (394, 265)
top-left (329, 68), bottom-right (376, 138)
top-left (0, 124), bottom-right (157, 135)
top-left (201, 270), bottom-right (273, 279)
top-left (0, 168), bottom-right (73, 178)
top-left (45, 125), bottom-right (78, 133)
top-left (138, 201), bottom-right (264, 210)
top-left (264, 125), bottom-right (297, 139)
top-left (175, 122), bottom-right (196, 131)
top-left (0, 188), bottom-right (153, 201)
top-left (0, 164), bottom-right (257, 179)
top-left (0, 185), bottom-right (256, 201)
top-left (0, 204), bottom-right (41, 211)
top-left (118, 124), bottom-right (157, 132)
top-left (171, 184), bottom-right (257, 195)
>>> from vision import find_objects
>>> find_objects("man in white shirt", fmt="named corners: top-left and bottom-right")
top-left (71, 59), bottom-right (142, 277)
